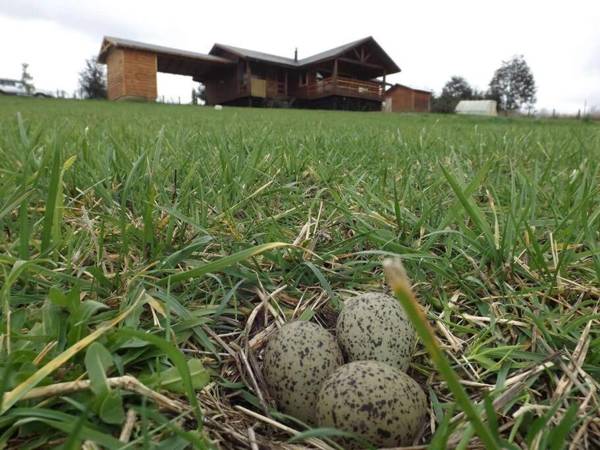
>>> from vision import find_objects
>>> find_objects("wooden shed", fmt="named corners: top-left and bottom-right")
top-left (384, 84), bottom-right (431, 113)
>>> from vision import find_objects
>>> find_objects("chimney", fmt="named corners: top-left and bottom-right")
top-left (294, 48), bottom-right (298, 62)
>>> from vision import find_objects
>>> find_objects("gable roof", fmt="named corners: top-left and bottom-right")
top-left (299, 36), bottom-right (397, 69)
top-left (211, 36), bottom-right (400, 73)
top-left (386, 83), bottom-right (432, 95)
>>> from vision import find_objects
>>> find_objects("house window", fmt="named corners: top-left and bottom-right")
top-left (299, 71), bottom-right (307, 86)
top-left (316, 71), bottom-right (324, 82)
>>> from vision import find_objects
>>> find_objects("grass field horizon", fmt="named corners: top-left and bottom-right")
top-left (0, 97), bottom-right (598, 449)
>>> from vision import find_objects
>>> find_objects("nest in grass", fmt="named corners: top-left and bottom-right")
top-left (194, 287), bottom-right (439, 450)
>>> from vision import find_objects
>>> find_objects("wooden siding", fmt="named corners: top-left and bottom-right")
top-left (123, 50), bottom-right (157, 100)
top-left (107, 48), bottom-right (157, 101)
top-left (204, 67), bottom-right (240, 105)
top-left (385, 85), bottom-right (431, 113)
top-left (386, 85), bottom-right (413, 112)
top-left (106, 49), bottom-right (125, 100)
top-left (413, 91), bottom-right (431, 112)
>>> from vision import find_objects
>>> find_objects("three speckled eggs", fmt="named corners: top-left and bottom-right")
top-left (262, 292), bottom-right (427, 448)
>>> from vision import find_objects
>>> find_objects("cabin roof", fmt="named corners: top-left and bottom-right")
top-left (212, 36), bottom-right (400, 73)
top-left (300, 36), bottom-right (397, 70)
top-left (98, 36), bottom-right (233, 65)
top-left (210, 43), bottom-right (298, 67)
top-left (99, 36), bottom-right (400, 75)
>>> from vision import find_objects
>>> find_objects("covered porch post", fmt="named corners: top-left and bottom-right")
top-left (333, 58), bottom-right (338, 92)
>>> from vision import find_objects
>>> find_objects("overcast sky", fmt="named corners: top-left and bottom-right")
top-left (1, 0), bottom-right (599, 113)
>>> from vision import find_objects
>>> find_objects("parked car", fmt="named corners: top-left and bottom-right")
top-left (0, 78), bottom-right (53, 97)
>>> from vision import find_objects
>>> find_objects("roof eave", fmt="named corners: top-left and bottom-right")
top-left (98, 37), bottom-right (113, 63)
top-left (386, 84), bottom-right (432, 95)
top-left (98, 36), bottom-right (234, 65)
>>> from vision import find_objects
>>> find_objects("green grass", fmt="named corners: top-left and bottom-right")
top-left (0, 96), bottom-right (599, 449)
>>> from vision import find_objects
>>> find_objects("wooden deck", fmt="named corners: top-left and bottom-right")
top-left (295, 76), bottom-right (383, 101)
top-left (216, 75), bottom-right (384, 106)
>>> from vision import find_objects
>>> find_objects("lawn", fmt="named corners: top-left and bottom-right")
top-left (0, 96), bottom-right (598, 449)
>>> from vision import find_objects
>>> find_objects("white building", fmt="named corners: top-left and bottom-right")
top-left (455, 100), bottom-right (498, 116)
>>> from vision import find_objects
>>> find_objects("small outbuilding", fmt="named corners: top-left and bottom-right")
top-left (383, 84), bottom-right (431, 113)
top-left (455, 100), bottom-right (498, 116)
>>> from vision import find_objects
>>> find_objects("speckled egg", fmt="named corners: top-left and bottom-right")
top-left (336, 292), bottom-right (415, 371)
top-left (316, 361), bottom-right (427, 448)
top-left (262, 321), bottom-right (344, 424)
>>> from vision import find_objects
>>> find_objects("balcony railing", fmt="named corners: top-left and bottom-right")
top-left (296, 76), bottom-right (383, 100)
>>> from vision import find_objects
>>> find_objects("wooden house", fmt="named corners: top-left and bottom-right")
top-left (98, 36), bottom-right (400, 111)
top-left (383, 84), bottom-right (431, 113)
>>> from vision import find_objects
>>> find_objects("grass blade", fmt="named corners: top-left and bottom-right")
top-left (40, 147), bottom-right (62, 253)
top-left (383, 258), bottom-right (500, 450)
top-left (1, 260), bottom-right (38, 355)
top-left (440, 164), bottom-right (498, 261)
top-left (159, 242), bottom-right (290, 287)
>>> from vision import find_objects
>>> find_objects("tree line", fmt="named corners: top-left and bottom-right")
top-left (431, 55), bottom-right (536, 113)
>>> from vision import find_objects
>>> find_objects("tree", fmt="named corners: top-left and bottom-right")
top-left (20, 63), bottom-right (34, 95)
top-left (431, 76), bottom-right (474, 113)
top-left (192, 83), bottom-right (206, 105)
top-left (489, 55), bottom-right (536, 112)
top-left (441, 76), bottom-right (473, 100)
top-left (78, 56), bottom-right (107, 99)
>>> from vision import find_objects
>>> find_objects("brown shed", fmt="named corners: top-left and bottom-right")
top-left (384, 84), bottom-right (431, 113)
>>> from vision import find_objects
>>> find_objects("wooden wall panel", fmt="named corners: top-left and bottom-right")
top-left (413, 91), bottom-right (431, 112)
top-left (106, 49), bottom-right (125, 100)
top-left (204, 68), bottom-right (241, 105)
top-left (388, 85), bottom-right (414, 112)
top-left (204, 79), bottom-right (219, 105)
top-left (105, 48), bottom-right (157, 101)
top-left (122, 49), bottom-right (157, 101)
top-left (386, 86), bottom-right (431, 113)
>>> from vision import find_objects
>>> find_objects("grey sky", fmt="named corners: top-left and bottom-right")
top-left (1, 0), bottom-right (599, 112)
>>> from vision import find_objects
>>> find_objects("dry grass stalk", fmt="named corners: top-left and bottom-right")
top-left (119, 408), bottom-right (138, 443)
top-left (15, 375), bottom-right (189, 414)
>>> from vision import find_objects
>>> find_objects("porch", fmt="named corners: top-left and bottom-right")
top-left (294, 76), bottom-right (384, 101)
